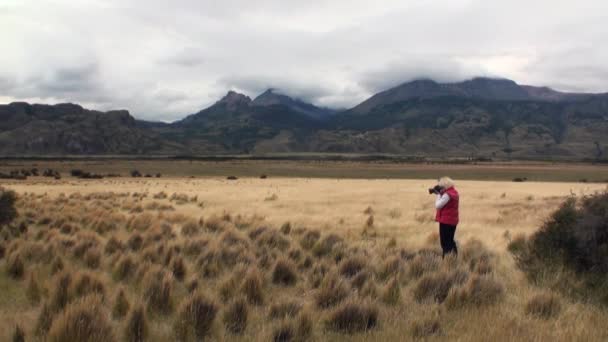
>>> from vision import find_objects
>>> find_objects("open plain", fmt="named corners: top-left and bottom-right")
top-left (1, 161), bottom-right (607, 341)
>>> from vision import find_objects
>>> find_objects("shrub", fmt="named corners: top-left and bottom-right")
top-left (525, 293), bottom-right (561, 319)
top-left (315, 272), bottom-right (350, 309)
top-left (181, 220), bottom-right (201, 236)
top-left (510, 192), bottom-right (608, 304)
top-left (272, 259), bottom-right (298, 286)
top-left (327, 301), bottom-right (378, 333)
top-left (0, 187), bottom-right (18, 226)
top-left (241, 268), bottom-right (265, 305)
top-left (223, 297), bottom-right (248, 334)
top-left (112, 288), bottom-right (130, 319)
top-left (143, 268), bottom-right (173, 314)
top-left (173, 293), bottom-right (218, 341)
top-left (47, 295), bottom-right (115, 342)
top-left (411, 317), bottom-right (441, 338)
top-left (124, 304), bottom-right (148, 342)
top-left (12, 324), bottom-right (25, 342)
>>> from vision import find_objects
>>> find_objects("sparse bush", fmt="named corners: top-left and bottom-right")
top-left (327, 301), bottom-right (378, 333)
top-left (112, 288), bottom-right (130, 319)
top-left (525, 292), bottom-right (561, 319)
top-left (47, 295), bottom-right (114, 342)
top-left (0, 187), bottom-right (18, 226)
top-left (173, 293), bottom-right (218, 341)
top-left (272, 259), bottom-right (298, 286)
top-left (223, 297), bottom-right (248, 334)
top-left (272, 321), bottom-right (295, 342)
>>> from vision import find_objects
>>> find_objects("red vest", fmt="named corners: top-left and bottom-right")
top-left (435, 187), bottom-right (459, 225)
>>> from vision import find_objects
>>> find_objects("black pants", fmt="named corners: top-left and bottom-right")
top-left (439, 223), bottom-right (458, 257)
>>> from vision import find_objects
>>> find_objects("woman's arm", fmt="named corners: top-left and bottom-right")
top-left (435, 193), bottom-right (450, 209)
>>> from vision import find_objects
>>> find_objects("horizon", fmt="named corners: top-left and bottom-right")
top-left (2, 0), bottom-right (608, 121)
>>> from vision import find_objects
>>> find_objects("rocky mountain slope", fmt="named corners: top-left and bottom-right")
top-left (1, 78), bottom-right (607, 160)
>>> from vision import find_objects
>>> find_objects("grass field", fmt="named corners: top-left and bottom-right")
top-left (1, 162), bottom-right (607, 341)
top-left (1, 158), bottom-right (608, 181)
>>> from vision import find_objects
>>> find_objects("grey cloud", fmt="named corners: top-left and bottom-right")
top-left (1, 0), bottom-right (608, 120)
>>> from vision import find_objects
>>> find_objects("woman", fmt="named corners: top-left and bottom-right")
top-left (434, 177), bottom-right (459, 258)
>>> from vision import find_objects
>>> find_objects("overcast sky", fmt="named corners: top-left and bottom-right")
top-left (1, 0), bottom-right (607, 121)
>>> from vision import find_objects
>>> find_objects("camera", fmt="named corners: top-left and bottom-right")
top-left (428, 185), bottom-right (443, 195)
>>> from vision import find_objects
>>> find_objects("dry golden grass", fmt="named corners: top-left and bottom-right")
top-left (0, 175), bottom-right (607, 341)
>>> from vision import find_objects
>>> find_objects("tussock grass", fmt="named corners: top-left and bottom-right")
top-left (327, 300), bottom-right (378, 333)
top-left (173, 293), bottom-right (218, 341)
top-left (123, 304), bottom-right (148, 342)
top-left (223, 297), bottom-right (248, 334)
top-left (112, 288), bottom-right (130, 319)
top-left (315, 271), bottom-right (350, 309)
top-left (241, 267), bottom-right (265, 305)
top-left (525, 292), bottom-right (561, 319)
top-left (272, 258), bottom-right (298, 286)
top-left (47, 295), bottom-right (114, 342)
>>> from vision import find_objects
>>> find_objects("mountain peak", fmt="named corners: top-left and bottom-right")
top-left (216, 90), bottom-right (252, 111)
top-left (251, 89), bottom-right (334, 120)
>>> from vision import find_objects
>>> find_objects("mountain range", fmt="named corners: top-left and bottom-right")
top-left (1, 77), bottom-right (607, 160)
